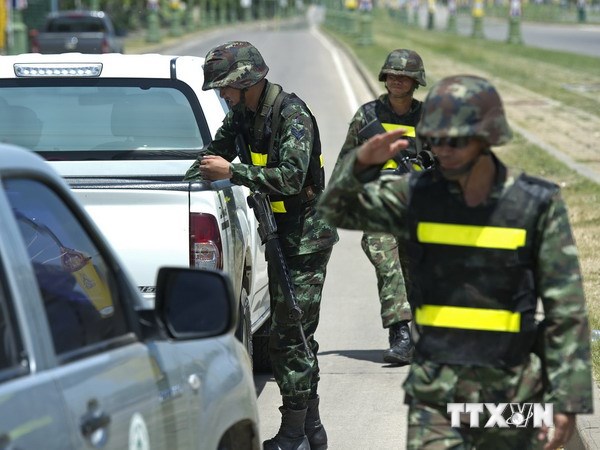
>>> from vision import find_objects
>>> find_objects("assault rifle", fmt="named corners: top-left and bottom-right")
top-left (233, 121), bottom-right (313, 358)
top-left (247, 192), bottom-right (313, 359)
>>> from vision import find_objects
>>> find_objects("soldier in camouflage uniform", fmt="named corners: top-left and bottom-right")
top-left (318, 74), bottom-right (593, 449)
top-left (337, 49), bottom-right (432, 365)
top-left (184, 41), bottom-right (338, 450)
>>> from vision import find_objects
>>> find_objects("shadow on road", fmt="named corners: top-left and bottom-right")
top-left (254, 373), bottom-right (275, 396)
top-left (319, 348), bottom-right (408, 367)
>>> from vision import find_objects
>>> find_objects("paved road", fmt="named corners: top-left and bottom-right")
top-left (423, 7), bottom-right (600, 58)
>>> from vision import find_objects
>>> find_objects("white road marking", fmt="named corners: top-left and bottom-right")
top-left (310, 26), bottom-right (360, 115)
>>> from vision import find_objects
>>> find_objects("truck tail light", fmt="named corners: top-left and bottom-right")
top-left (190, 213), bottom-right (222, 270)
top-left (101, 38), bottom-right (109, 53)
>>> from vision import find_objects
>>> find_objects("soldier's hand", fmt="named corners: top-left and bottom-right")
top-left (199, 155), bottom-right (233, 181)
top-left (355, 128), bottom-right (408, 173)
top-left (538, 412), bottom-right (575, 449)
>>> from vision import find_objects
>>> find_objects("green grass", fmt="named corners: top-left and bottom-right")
top-left (324, 11), bottom-right (600, 379)
top-left (497, 137), bottom-right (600, 344)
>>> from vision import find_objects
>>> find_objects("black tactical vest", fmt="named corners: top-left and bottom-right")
top-left (362, 97), bottom-right (423, 173)
top-left (405, 168), bottom-right (559, 367)
top-left (236, 82), bottom-right (324, 214)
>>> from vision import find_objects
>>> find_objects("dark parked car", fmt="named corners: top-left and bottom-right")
top-left (30, 10), bottom-right (125, 54)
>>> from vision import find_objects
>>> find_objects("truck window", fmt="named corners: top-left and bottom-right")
top-left (47, 17), bottom-right (107, 33)
top-left (0, 82), bottom-right (209, 160)
top-left (4, 178), bottom-right (129, 357)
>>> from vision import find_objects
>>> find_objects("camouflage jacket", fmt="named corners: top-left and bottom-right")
top-left (184, 80), bottom-right (338, 256)
top-left (318, 149), bottom-right (593, 414)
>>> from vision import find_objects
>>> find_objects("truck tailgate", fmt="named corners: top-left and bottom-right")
top-left (70, 181), bottom-right (215, 301)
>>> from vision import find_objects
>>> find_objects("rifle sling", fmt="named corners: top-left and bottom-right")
top-left (267, 89), bottom-right (287, 164)
top-left (254, 83), bottom-right (283, 143)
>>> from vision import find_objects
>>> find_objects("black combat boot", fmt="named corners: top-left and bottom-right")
top-left (383, 321), bottom-right (414, 365)
top-left (263, 407), bottom-right (310, 450)
top-left (305, 396), bottom-right (328, 450)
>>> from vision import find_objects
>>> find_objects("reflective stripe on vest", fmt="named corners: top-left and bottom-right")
top-left (271, 201), bottom-right (286, 213)
top-left (381, 123), bottom-right (416, 137)
top-left (382, 160), bottom-right (424, 171)
top-left (381, 123), bottom-right (416, 170)
top-left (251, 151), bottom-right (268, 166)
top-left (416, 222), bottom-right (527, 250)
top-left (415, 304), bottom-right (521, 332)
top-left (382, 160), bottom-right (398, 170)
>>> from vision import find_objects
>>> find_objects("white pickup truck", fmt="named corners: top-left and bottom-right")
top-left (0, 53), bottom-right (271, 370)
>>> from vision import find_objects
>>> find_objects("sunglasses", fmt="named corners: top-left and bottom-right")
top-left (423, 136), bottom-right (471, 149)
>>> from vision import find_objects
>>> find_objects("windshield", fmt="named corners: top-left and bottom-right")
top-left (46, 17), bottom-right (107, 33)
top-left (0, 81), bottom-right (208, 161)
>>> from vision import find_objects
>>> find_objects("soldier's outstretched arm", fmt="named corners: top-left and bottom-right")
top-left (318, 129), bottom-right (410, 237)
top-left (354, 128), bottom-right (408, 172)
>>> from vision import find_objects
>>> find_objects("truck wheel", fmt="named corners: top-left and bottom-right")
top-left (251, 317), bottom-right (272, 374)
top-left (235, 289), bottom-right (253, 364)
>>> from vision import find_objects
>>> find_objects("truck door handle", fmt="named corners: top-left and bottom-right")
top-left (80, 399), bottom-right (111, 438)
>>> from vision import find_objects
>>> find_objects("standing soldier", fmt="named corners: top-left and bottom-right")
top-left (184, 41), bottom-right (338, 450)
top-left (319, 74), bottom-right (593, 449)
top-left (336, 49), bottom-right (431, 365)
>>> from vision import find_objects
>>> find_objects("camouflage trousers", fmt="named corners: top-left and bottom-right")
top-left (268, 248), bottom-right (333, 407)
top-left (361, 231), bottom-right (412, 328)
top-left (406, 400), bottom-right (545, 450)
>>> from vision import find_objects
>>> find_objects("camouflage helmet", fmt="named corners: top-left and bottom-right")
top-left (202, 41), bottom-right (269, 91)
top-left (378, 49), bottom-right (426, 87)
top-left (417, 75), bottom-right (513, 146)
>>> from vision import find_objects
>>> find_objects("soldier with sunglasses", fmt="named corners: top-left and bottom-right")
top-left (319, 75), bottom-right (592, 449)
